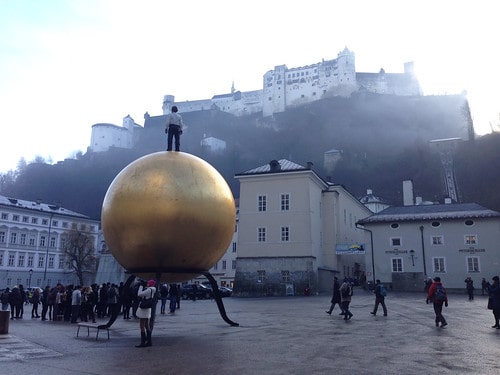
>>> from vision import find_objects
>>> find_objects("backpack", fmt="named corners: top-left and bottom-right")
top-left (341, 285), bottom-right (351, 298)
top-left (435, 284), bottom-right (446, 301)
top-left (379, 285), bottom-right (387, 297)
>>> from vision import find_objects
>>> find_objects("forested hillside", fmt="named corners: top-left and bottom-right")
top-left (2, 92), bottom-right (498, 220)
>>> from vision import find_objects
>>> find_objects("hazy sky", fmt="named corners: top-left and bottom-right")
top-left (1, 0), bottom-right (499, 173)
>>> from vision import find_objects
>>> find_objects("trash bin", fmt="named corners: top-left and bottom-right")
top-left (0, 310), bottom-right (10, 335)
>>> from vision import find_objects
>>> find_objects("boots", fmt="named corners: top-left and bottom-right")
top-left (145, 330), bottom-right (152, 347)
top-left (135, 332), bottom-right (147, 348)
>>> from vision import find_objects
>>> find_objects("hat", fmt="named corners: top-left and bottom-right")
top-left (493, 276), bottom-right (499, 282)
top-left (433, 277), bottom-right (441, 282)
top-left (147, 279), bottom-right (156, 287)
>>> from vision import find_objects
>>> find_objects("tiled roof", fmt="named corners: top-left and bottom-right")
top-left (238, 159), bottom-right (308, 175)
top-left (358, 203), bottom-right (500, 224)
top-left (0, 195), bottom-right (89, 218)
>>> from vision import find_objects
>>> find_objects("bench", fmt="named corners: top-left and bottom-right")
top-left (76, 322), bottom-right (110, 340)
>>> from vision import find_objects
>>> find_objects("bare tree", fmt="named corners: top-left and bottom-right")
top-left (61, 229), bottom-right (97, 286)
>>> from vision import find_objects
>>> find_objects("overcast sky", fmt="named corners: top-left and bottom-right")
top-left (1, 0), bottom-right (499, 173)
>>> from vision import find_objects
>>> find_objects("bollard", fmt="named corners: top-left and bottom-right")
top-left (0, 310), bottom-right (10, 335)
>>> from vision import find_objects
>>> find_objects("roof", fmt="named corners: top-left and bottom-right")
top-left (236, 159), bottom-right (309, 175)
top-left (358, 203), bottom-right (500, 224)
top-left (0, 195), bottom-right (89, 219)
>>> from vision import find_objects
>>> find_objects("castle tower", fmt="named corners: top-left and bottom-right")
top-left (162, 95), bottom-right (175, 115)
top-left (336, 47), bottom-right (356, 86)
top-left (262, 65), bottom-right (287, 117)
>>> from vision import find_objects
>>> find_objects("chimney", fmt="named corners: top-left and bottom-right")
top-left (306, 162), bottom-right (313, 170)
top-left (269, 160), bottom-right (281, 172)
top-left (444, 197), bottom-right (452, 204)
top-left (367, 189), bottom-right (373, 195)
top-left (403, 180), bottom-right (414, 206)
top-left (415, 196), bottom-right (422, 205)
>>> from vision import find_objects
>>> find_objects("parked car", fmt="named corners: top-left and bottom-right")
top-left (200, 283), bottom-right (233, 298)
top-left (180, 284), bottom-right (213, 300)
top-left (218, 286), bottom-right (232, 297)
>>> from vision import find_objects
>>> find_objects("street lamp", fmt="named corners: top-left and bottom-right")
top-left (409, 249), bottom-right (416, 266)
top-left (28, 268), bottom-right (33, 289)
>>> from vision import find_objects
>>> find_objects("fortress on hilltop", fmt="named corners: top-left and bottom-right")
top-left (89, 47), bottom-right (421, 153)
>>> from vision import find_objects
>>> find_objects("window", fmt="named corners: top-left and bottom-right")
top-left (222, 260), bottom-right (227, 270)
top-left (10, 232), bottom-right (17, 244)
top-left (28, 254), bottom-right (34, 267)
top-left (29, 236), bottom-right (35, 246)
top-left (8, 254), bottom-right (15, 266)
top-left (281, 270), bottom-right (290, 283)
top-left (50, 236), bottom-right (56, 248)
top-left (258, 195), bottom-right (267, 212)
top-left (17, 254), bottom-right (25, 267)
top-left (1, 213), bottom-right (7, 220)
top-left (431, 236), bottom-right (443, 245)
top-left (31, 217), bottom-right (38, 224)
top-left (464, 220), bottom-right (474, 226)
top-left (0, 253), bottom-right (3, 266)
top-left (62, 222), bottom-right (68, 228)
top-left (281, 226), bottom-right (290, 242)
top-left (42, 219), bottom-right (48, 225)
top-left (391, 237), bottom-right (401, 247)
top-left (213, 262), bottom-right (218, 270)
top-left (258, 227), bottom-right (266, 242)
top-left (281, 193), bottom-right (290, 211)
top-left (391, 258), bottom-right (403, 272)
top-left (232, 242), bottom-right (237, 253)
top-left (20, 233), bottom-right (27, 245)
top-left (59, 258), bottom-right (64, 269)
top-left (431, 221), bottom-right (441, 227)
top-left (465, 235), bottom-right (477, 245)
top-left (390, 223), bottom-right (399, 229)
top-left (257, 270), bottom-right (266, 283)
top-left (52, 220), bottom-right (58, 227)
top-left (232, 260), bottom-right (236, 269)
top-left (38, 255), bottom-right (45, 268)
top-left (13, 215), bottom-right (19, 222)
top-left (40, 236), bottom-right (46, 247)
top-left (433, 257), bottom-right (446, 272)
top-left (22, 216), bottom-right (29, 223)
top-left (466, 257), bottom-right (480, 272)
top-left (48, 255), bottom-right (55, 269)
top-left (0, 231), bottom-right (5, 243)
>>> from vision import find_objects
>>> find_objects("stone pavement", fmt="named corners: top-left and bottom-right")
top-left (0, 289), bottom-right (499, 374)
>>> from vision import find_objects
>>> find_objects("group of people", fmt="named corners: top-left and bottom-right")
top-left (326, 275), bottom-right (500, 330)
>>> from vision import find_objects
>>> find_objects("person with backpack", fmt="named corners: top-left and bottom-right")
top-left (426, 276), bottom-right (448, 328)
top-left (339, 278), bottom-right (353, 320)
top-left (325, 276), bottom-right (343, 315)
top-left (370, 279), bottom-right (388, 316)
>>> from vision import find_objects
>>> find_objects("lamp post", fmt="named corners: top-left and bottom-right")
top-left (28, 269), bottom-right (33, 289)
top-left (409, 250), bottom-right (416, 266)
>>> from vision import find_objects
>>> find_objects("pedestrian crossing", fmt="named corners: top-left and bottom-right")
top-left (0, 335), bottom-right (62, 362)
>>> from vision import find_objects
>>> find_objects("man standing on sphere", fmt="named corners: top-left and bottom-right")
top-left (165, 105), bottom-right (184, 151)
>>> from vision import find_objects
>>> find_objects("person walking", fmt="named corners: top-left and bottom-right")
top-left (159, 283), bottom-right (169, 314)
top-left (426, 277), bottom-right (448, 328)
top-left (165, 105), bottom-right (184, 151)
top-left (482, 278), bottom-right (489, 296)
top-left (136, 279), bottom-right (156, 348)
top-left (464, 276), bottom-right (474, 300)
top-left (70, 286), bottom-right (82, 324)
top-left (339, 278), bottom-right (353, 320)
top-left (325, 276), bottom-right (342, 315)
top-left (370, 279), bottom-right (388, 316)
top-left (487, 276), bottom-right (500, 329)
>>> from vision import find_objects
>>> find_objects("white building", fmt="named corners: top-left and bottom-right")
top-left (233, 159), bottom-right (372, 296)
top-left (357, 185), bottom-right (500, 291)
top-left (0, 195), bottom-right (100, 289)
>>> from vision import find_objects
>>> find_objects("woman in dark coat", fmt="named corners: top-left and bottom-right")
top-left (325, 276), bottom-right (342, 315)
top-left (488, 276), bottom-right (500, 329)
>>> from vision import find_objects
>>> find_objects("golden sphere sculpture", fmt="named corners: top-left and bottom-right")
top-left (101, 152), bottom-right (236, 283)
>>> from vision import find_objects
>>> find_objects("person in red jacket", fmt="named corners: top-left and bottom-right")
top-left (426, 277), bottom-right (448, 328)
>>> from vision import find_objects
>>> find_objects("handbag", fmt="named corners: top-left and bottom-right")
top-left (139, 289), bottom-right (153, 309)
